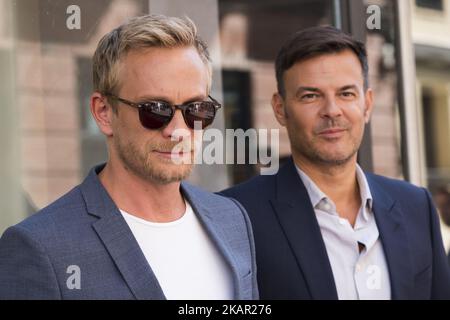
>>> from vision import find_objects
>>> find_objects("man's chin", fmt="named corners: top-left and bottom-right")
top-left (301, 146), bottom-right (356, 166)
top-left (316, 152), bottom-right (355, 166)
top-left (149, 162), bottom-right (193, 184)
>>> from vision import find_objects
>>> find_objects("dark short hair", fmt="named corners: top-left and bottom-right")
top-left (275, 25), bottom-right (369, 97)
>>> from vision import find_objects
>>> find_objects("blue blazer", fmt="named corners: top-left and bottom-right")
top-left (0, 165), bottom-right (258, 300)
top-left (221, 158), bottom-right (450, 299)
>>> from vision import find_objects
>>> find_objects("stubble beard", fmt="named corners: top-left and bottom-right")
top-left (114, 135), bottom-right (194, 185)
top-left (288, 123), bottom-right (361, 168)
top-left (293, 138), bottom-right (358, 167)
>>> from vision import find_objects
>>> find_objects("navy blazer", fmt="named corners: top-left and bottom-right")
top-left (221, 158), bottom-right (450, 299)
top-left (0, 165), bottom-right (258, 300)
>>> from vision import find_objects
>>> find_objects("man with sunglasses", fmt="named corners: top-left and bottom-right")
top-left (0, 15), bottom-right (258, 300)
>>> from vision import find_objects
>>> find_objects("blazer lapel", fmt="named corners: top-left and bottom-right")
top-left (80, 165), bottom-right (166, 300)
top-left (367, 174), bottom-right (414, 300)
top-left (181, 182), bottom-right (245, 299)
top-left (270, 158), bottom-right (338, 299)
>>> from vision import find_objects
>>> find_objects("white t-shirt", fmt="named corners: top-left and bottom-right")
top-left (120, 201), bottom-right (233, 300)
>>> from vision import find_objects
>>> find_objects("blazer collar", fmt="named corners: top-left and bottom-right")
top-left (80, 164), bottom-right (245, 299)
top-left (366, 174), bottom-right (414, 300)
top-left (271, 158), bottom-right (338, 299)
top-left (180, 181), bottom-right (249, 299)
top-left (79, 164), bottom-right (165, 299)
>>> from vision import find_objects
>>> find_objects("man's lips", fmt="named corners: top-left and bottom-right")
top-left (154, 149), bottom-right (192, 153)
top-left (153, 150), bottom-right (192, 157)
top-left (317, 128), bottom-right (347, 137)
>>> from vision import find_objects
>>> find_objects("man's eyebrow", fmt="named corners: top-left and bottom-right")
top-left (135, 95), bottom-right (207, 104)
top-left (339, 85), bottom-right (358, 91)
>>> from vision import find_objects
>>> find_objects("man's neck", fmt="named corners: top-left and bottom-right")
top-left (98, 161), bottom-right (186, 223)
top-left (293, 154), bottom-right (361, 226)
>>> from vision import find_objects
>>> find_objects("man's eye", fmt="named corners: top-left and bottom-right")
top-left (341, 92), bottom-right (356, 98)
top-left (301, 94), bottom-right (318, 100)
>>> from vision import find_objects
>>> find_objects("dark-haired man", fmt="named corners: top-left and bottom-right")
top-left (222, 26), bottom-right (450, 300)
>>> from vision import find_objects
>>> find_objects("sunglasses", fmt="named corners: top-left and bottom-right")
top-left (105, 94), bottom-right (221, 130)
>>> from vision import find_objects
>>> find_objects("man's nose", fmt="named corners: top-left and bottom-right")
top-left (320, 96), bottom-right (343, 119)
top-left (161, 109), bottom-right (190, 141)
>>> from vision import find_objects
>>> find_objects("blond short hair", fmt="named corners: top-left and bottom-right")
top-left (93, 14), bottom-right (212, 101)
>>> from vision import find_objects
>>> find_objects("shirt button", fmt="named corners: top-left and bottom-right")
top-left (323, 203), bottom-right (331, 211)
top-left (339, 218), bottom-right (347, 225)
top-left (355, 263), bottom-right (362, 272)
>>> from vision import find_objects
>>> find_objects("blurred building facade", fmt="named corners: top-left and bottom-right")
top-left (0, 0), bottom-right (449, 247)
top-left (411, 0), bottom-right (450, 247)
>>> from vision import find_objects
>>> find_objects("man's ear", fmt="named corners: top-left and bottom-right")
top-left (363, 88), bottom-right (374, 124)
top-left (90, 92), bottom-right (114, 136)
top-left (271, 92), bottom-right (288, 127)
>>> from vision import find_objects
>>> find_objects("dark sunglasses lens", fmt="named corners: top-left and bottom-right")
top-left (139, 102), bottom-right (173, 129)
top-left (185, 102), bottom-right (217, 129)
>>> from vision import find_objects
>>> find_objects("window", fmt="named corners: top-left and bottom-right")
top-left (416, 0), bottom-right (444, 11)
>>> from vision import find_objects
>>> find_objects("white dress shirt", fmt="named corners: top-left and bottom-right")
top-left (296, 164), bottom-right (391, 300)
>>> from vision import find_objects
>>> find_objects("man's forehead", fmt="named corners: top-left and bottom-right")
top-left (292, 53), bottom-right (361, 73)
top-left (287, 71), bottom-right (364, 89)
top-left (285, 53), bottom-right (364, 89)
top-left (116, 47), bottom-right (210, 96)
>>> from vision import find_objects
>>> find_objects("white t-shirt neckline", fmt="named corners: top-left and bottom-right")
top-left (119, 202), bottom-right (190, 228)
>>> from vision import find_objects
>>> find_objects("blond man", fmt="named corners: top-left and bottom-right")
top-left (0, 15), bottom-right (258, 300)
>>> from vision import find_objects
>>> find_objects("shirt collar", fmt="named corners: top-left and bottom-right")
top-left (295, 165), bottom-right (328, 209)
top-left (355, 164), bottom-right (373, 221)
top-left (295, 164), bottom-right (373, 220)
